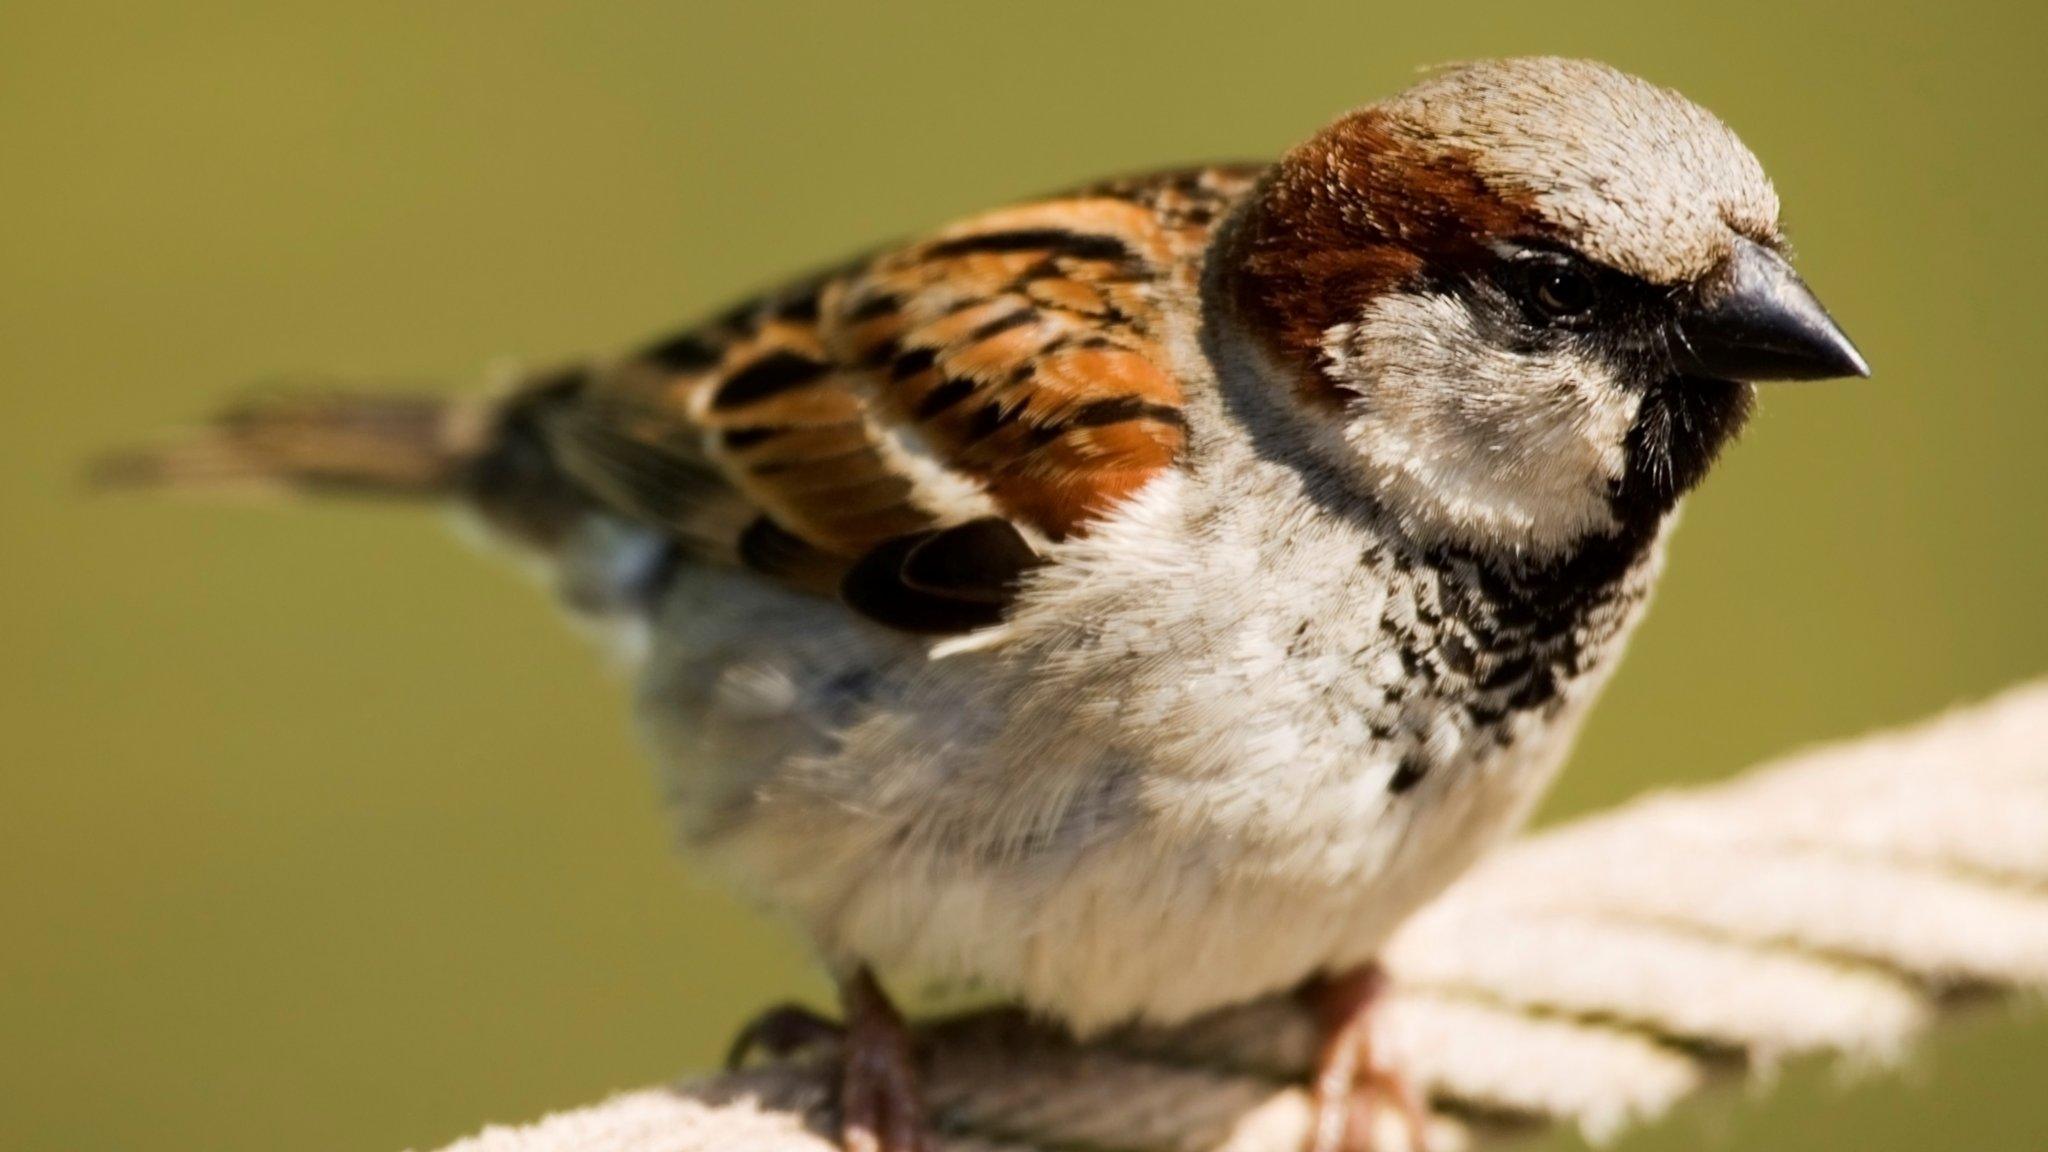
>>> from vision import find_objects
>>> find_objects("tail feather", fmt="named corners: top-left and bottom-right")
top-left (95, 372), bottom-right (621, 557)
top-left (96, 368), bottom-right (757, 615)
top-left (92, 388), bottom-right (491, 499)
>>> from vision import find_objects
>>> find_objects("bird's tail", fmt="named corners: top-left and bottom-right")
top-left (90, 386), bottom-right (494, 499)
top-left (92, 371), bottom-right (602, 556)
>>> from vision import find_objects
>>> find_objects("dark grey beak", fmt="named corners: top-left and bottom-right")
top-left (1673, 237), bottom-right (1870, 382)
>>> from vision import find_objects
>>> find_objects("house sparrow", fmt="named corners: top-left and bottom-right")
top-left (105, 57), bottom-right (1867, 1152)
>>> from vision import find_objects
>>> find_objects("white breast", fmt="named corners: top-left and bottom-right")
top-left (631, 399), bottom-right (1652, 1029)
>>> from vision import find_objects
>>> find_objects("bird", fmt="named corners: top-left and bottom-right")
top-left (100, 57), bottom-right (1869, 1152)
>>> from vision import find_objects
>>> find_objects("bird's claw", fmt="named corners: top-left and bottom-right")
top-left (724, 1001), bottom-right (845, 1071)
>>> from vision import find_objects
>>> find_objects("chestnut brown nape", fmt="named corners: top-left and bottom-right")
top-left (1224, 109), bottom-right (1547, 400)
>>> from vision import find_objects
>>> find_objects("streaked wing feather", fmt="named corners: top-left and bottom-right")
top-left (524, 166), bottom-right (1264, 632)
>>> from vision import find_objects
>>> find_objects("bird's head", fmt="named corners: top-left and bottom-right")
top-left (1225, 56), bottom-right (1867, 560)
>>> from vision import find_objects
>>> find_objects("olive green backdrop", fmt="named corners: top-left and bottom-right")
top-left (3, 3), bottom-right (2043, 1150)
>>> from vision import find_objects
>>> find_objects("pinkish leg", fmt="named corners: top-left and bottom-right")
top-left (1302, 963), bottom-right (1430, 1152)
top-left (836, 967), bottom-right (928, 1152)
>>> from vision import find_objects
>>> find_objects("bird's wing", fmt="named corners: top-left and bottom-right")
top-left (528, 166), bottom-right (1261, 633)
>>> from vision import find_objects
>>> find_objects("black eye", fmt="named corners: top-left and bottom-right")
top-left (1518, 259), bottom-right (1599, 322)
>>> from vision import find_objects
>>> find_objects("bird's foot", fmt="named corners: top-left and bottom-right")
top-left (724, 971), bottom-right (930, 1152)
top-left (837, 967), bottom-right (930, 1152)
top-left (1302, 964), bottom-right (1430, 1152)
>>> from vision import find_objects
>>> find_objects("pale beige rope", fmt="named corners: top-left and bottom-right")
top-left (432, 680), bottom-right (2048, 1152)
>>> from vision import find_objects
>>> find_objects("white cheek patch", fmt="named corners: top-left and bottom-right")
top-left (1322, 293), bottom-right (1639, 557)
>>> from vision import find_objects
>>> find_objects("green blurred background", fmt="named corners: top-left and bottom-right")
top-left (3, 2), bottom-right (2043, 1149)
